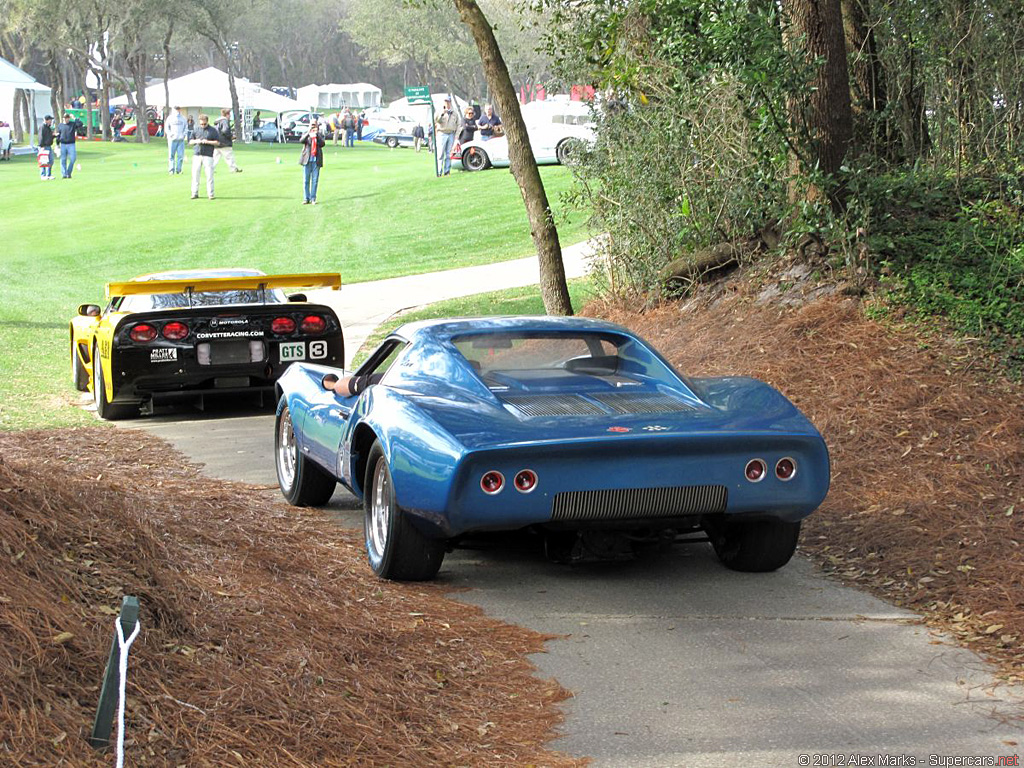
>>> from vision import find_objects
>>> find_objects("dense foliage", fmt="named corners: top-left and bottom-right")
top-left (545, 0), bottom-right (1023, 371)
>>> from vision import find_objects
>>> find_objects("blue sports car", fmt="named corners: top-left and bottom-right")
top-left (274, 317), bottom-right (830, 581)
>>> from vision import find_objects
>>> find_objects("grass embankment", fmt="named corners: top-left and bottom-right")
top-left (0, 139), bottom-right (588, 429)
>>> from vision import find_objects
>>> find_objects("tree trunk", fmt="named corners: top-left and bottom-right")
top-left (98, 68), bottom-right (111, 140)
top-left (163, 23), bottom-right (174, 120)
top-left (451, 0), bottom-right (573, 316)
top-left (782, 0), bottom-right (853, 209)
top-left (131, 53), bottom-right (150, 144)
top-left (840, 0), bottom-right (892, 159)
top-left (13, 88), bottom-right (25, 143)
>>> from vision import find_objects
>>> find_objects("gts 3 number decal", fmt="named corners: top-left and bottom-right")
top-left (309, 340), bottom-right (328, 359)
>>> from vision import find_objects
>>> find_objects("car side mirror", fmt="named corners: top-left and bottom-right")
top-left (288, 293), bottom-right (307, 302)
top-left (78, 304), bottom-right (101, 317)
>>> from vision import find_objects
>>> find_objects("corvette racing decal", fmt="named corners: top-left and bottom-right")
top-left (150, 348), bottom-right (178, 363)
top-left (196, 330), bottom-right (264, 339)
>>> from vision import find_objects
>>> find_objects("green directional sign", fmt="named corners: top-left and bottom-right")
top-left (405, 86), bottom-right (431, 105)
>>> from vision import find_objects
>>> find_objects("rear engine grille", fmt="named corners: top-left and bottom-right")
top-left (503, 394), bottom-right (606, 417)
top-left (551, 485), bottom-right (727, 522)
top-left (589, 392), bottom-right (694, 414)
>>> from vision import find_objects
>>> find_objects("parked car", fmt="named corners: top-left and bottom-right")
top-left (252, 119), bottom-right (282, 142)
top-left (70, 268), bottom-right (344, 420)
top-left (281, 112), bottom-right (325, 142)
top-left (372, 132), bottom-right (417, 149)
top-left (121, 119), bottom-right (161, 137)
top-left (274, 316), bottom-right (830, 581)
top-left (451, 122), bottom-right (594, 171)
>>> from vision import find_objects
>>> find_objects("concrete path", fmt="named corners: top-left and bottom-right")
top-left (125, 244), bottom-right (1024, 766)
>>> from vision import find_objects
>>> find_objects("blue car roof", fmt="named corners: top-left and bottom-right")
top-left (393, 315), bottom-right (636, 343)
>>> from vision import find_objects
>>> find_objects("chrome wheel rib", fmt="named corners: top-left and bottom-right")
top-left (367, 458), bottom-right (392, 562)
top-left (277, 407), bottom-right (298, 493)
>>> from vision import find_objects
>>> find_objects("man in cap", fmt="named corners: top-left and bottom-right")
top-left (38, 115), bottom-right (55, 180)
top-left (434, 97), bottom-right (459, 175)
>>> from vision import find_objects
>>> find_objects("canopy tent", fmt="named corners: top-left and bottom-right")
top-left (296, 82), bottom-right (382, 111)
top-left (111, 67), bottom-right (301, 115)
top-left (0, 56), bottom-right (52, 138)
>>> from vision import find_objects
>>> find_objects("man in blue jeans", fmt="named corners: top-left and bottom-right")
top-left (300, 118), bottom-right (325, 204)
top-left (164, 106), bottom-right (188, 174)
top-left (56, 114), bottom-right (78, 178)
top-left (434, 98), bottom-right (458, 175)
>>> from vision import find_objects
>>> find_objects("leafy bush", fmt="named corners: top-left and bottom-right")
top-left (861, 168), bottom-right (1024, 375)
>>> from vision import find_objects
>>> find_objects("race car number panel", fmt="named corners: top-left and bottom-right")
top-left (309, 340), bottom-right (328, 359)
top-left (280, 342), bottom-right (306, 362)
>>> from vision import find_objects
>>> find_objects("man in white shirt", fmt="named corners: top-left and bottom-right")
top-left (165, 106), bottom-right (189, 174)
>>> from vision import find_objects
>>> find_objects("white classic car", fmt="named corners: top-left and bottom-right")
top-left (450, 116), bottom-right (594, 172)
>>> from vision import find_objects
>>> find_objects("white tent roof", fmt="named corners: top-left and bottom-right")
top-left (0, 56), bottom-right (51, 91)
top-left (296, 82), bottom-right (382, 110)
top-left (111, 67), bottom-right (301, 113)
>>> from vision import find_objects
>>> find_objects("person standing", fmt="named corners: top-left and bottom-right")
top-left (458, 106), bottom-right (477, 145)
top-left (165, 106), bottom-right (188, 174)
top-left (55, 113), bottom-right (78, 178)
top-left (356, 111), bottom-right (365, 142)
top-left (299, 117), bottom-right (325, 204)
top-left (342, 111), bottom-right (356, 148)
top-left (252, 111), bottom-right (262, 130)
top-left (38, 115), bottom-right (55, 180)
top-left (412, 123), bottom-right (425, 152)
top-left (189, 114), bottom-right (219, 199)
top-left (434, 98), bottom-right (458, 175)
top-left (476, 104), bottom-right (502, 140)
top-left (214, 108), bottom-right (242, 173)
top-left (186, 114), bottom-right (195, 140)
top-left (0, 121), bottom-right (11, 161)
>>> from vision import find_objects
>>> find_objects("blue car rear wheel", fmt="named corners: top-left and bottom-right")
top-left (708, 517), bottom-right (800, 572)
top-left (364, 441), bottom-right (445, 581)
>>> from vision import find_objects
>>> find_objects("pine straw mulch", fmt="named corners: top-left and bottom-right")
top-left (594, 276), bottom-right (1024, 680)
top-left (0, 428), bottom-right (583, 768)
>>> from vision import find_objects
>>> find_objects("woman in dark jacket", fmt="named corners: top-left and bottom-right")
top-left (300, 118), bottom-right (325, 204)
top-left (458, 107), bottom-right (477, 144)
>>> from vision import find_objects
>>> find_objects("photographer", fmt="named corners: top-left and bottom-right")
top-left (299, 117), bottom-right (325, 205)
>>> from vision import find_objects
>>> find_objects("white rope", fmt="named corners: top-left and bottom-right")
top-left (114, 616), bottom-right (141, 768)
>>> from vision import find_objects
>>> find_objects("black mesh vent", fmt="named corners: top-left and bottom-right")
top-left (551, 485), bottom-right (727, 521)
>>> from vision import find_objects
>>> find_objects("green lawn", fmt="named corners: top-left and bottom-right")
top-left (0, 139), bottom-right (590, 429)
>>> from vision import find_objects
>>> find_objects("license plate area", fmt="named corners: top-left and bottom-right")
top-left (197, 340), bottom-right (266, 366)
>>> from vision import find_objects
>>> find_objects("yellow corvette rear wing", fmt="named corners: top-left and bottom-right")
top-left (105, 273), bottom-right (342, 299)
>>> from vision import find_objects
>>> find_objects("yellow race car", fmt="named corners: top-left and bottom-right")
top-left (70, 268), bottom-right (343, 420)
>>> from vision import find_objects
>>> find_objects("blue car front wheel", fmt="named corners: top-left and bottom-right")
top-left (364, 441), bottom-right (445, 581)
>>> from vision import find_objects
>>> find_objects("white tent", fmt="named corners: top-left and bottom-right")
top-left (0, 56), bottom-right (52, 138)
top-left (111, 67), bottom-right (301, 115)
top-left (296, 82), bottom-right (382, 111)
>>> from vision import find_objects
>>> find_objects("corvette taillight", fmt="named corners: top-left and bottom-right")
top-left (776, 457), bottom-right (797, 481)
top-left (271, 317), bottom-right (296, 334)
top-left (161, 321), bottom-right (189, 340)
top-left (744, 459), bottom-right (767, 483)
top-left (129, 324), bottom-right (157, 343)
top-left (513, 469), bottom-right (537, 493)
top-left (481, 471), bottom-right (504, 495)
top-left (300, 315), bottom-right (326, 334)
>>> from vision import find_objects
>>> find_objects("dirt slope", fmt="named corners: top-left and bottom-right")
top-left (0, 429), bottom-right (582, 767)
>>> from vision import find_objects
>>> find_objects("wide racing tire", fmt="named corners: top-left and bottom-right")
top-left (708, 517), bottom-right (801, 572)
top-left (275, 400), bottom-right (337, 507)
top-left (72, 338), bottom-right (89, 392)
top-left (92, 345), bottom-right (135, 420)
top-left (363, 441), bottom-right (445, 581)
